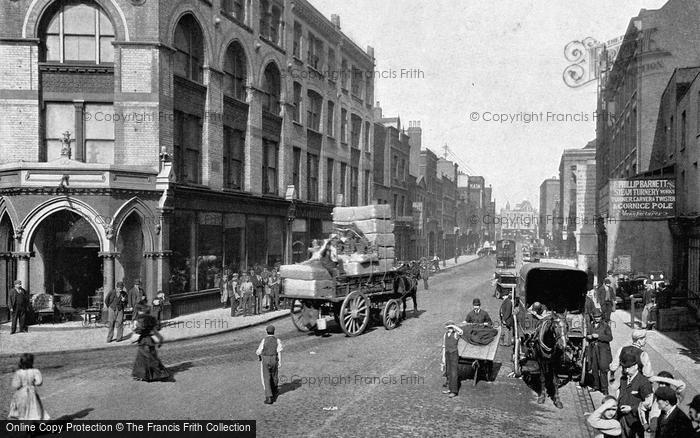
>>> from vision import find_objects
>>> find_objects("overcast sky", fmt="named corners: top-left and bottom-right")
top-left (313, 0), bottom-right (668, 210)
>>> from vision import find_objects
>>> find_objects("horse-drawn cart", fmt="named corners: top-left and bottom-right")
top-left (281, 204), bottom-right (417, 337)
top-left (283, 268), bottom-right (416, 336)
top-left (458, 324), bottom-right (501, 386)
top-left (511, 263), bottom-right (589, 407)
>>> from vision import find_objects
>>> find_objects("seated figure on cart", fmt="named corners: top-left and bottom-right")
top-left (318, 234), bottom-right (345, 278)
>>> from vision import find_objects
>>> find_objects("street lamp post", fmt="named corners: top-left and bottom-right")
top-left (285, 185), bottom-right (297, 265)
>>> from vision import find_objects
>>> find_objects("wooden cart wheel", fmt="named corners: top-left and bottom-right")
top-left (382, 299), bottom-right (400, 330)
top-left (339, 291), bottom-right (370, 337)
top-left (290, 299), bottom-right (311, 332)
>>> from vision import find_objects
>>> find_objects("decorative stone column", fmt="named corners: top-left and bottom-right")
top-left (12, 252), bottom-right (31, 294)
top-left (98, 252), bottom-right (118, 320)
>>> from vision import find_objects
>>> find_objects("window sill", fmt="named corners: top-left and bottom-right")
top-left (262, 193), bottom-right (282, 199)
top-left (340, 142), bottom-right (348, 148)
top-left (292, 56), bottom-right (304, 65)
top-left (219, 10), bottom-right (252, 33)
top-left (326, 135), bottom-right (335, 140)
top-left (259, 36), bottom-right (285, 55)
top-left (292, 121), bottom-right (304, 128)
top-left (307, 65), bottom-right (324, 77)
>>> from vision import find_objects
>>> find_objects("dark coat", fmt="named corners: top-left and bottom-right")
top-left (499, 297), bottom-right (520, 328)
top-left (596, 284), bottom-right (614, 305)
top-left (464, 309), bottom-right (492, 326)
top-left (655, 406), bottom-right (694, 438)
top-left (105, 289), bottom-right (128, 311)
top-left (585, 320), bottom-right (613, 369)
top-left (9, 287), bottom-right (29, 311)
top-left (128, 286), bottom-right (143, 309)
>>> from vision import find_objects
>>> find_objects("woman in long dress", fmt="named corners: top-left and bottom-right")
top-left (8, 353), bottom-right (50, 420)
top-left (132, 312), bottom-right (172, 382)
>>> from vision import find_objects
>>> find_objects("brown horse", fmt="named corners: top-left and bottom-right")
top-left (531, 314), bottom-right (569, 409)
top-left (394, 261), bottom-right (419, 319)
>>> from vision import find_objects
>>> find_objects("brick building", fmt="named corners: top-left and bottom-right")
top-left (653, 67), bottom-right (700, 317)
top-left (0, 0), bottom-right (375, 320)
top-left (372, 110), bottom-right (415, 261)
top-left (596, 0), bottom-right (700, 279)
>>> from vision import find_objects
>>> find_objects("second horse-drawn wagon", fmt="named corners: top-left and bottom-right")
top-left (280, 205), bottom-right (418, 337)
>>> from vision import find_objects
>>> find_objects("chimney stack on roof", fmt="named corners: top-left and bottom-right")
top-left (331, 14), bottom-right (341, 29)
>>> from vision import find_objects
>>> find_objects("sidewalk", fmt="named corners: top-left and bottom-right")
top-left (589, 308), bottom-right (700, 412)
top-left (0, 255), bottom-right (483, 358)
top-left (0, 308), bottom-right (288, 357)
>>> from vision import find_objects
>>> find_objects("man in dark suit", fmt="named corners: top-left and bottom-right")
top-left (249, 268), bottom-right (264, 315)
top-left (585, 308), bottom-right (613, 395)
top-left (653, 386), bottom-right (694, 438)
top-left (617, 350), bottom-right (653, 438)
top-left (128, 279), bottom-right (144, 312)
top-left (462, 298), bottom-right (492, 326)
top-left (596, 278), bottom-right (615, 322)
top-left (105, 281), bottom-right (128, 342)
top-left (9, 280), bottom-right (29, 334)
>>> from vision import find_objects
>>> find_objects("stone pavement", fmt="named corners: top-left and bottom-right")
top-left (589, 307), bottom-right (700, 415)
top-left (0, 255), bottom-right (483, 358)
top-left (0, 308), bottom-right (289, 357)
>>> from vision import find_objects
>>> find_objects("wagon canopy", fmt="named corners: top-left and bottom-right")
top-left (518, 263), bottom-right (587, 313)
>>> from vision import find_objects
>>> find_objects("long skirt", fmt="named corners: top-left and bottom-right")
top-left (8, 386), bottom-right (50, 420)
top-left (132, 337), bottom-right (172, 382)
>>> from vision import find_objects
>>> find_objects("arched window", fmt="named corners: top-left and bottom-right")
top-left (40, 1), bottom-right (114, 63)
top-left (261, 63), bottom-right (281, 115)
top-left (223, 42), bottom-right (247, 101)
top-left (173, 15), bottom-right (204, 83)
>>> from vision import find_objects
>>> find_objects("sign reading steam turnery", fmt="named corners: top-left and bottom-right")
top-left (609, 179), bottom-right (675, 218)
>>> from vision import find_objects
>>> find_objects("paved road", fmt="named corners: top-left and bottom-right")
top-left (0, 257), bottom-right (594, 437)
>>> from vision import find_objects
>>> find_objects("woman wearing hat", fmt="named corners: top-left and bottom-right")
top-left (585, 308), bottom-right (613, 395)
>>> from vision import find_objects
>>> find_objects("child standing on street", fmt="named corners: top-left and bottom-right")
top-left (8, 353), bottom-right (50, 420)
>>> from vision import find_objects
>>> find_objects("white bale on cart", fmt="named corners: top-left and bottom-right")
top-left (332, 205), bottom-right (391, 222)
top-left (283, 278), bottom-right (335, 298)
top-left (334, 219), bottom-right (394, 234)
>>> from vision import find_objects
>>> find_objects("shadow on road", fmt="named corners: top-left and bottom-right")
top-left (277, 379), bottom-right (303, 397)
top-left (54, 407), bottom-right (94, 421)
top-left (167, 361), bottom-right (194, 377)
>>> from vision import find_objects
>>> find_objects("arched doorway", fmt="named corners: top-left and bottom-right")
top-left (0, 213), bottom-right (15, 321)
top-left (31, 210), bottom-right (102, 308)
top-left (116, 212), bottom-right (146, 289)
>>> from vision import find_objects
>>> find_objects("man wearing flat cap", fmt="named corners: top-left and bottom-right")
top-left (610, 329), bottom-right (653, 380)
top-left (653, 386), bottom-right (694, 438)
top-left (463, 298), bottom-right (493, 327)
top-left (441, 321), bottom-right (463, 398)
top-left (585, 308), bottom-right (613, 395)
top-left (616, 349), bottom-right (653, 438)
top-left (9, 279), bottom-right (29, 334)
top-left (256, 324), bottom-right (283, 404)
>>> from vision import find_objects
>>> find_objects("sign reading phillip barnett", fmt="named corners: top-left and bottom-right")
top-left (609, 179), bottom-right (675, 219)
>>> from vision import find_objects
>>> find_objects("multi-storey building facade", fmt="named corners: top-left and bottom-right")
top-left (558, 141), bottom-right (596, 259)
top-left (372, 111), bottom-right (414, 261)
top-left (499, 201), bottom-right (537, 243)
top-left (655, 67), bottom-right (700, 317)
top-left (539, 178), bottom-right (559, 245)
top-left (0, 0), bottom-right (375, 320)
top-left (596, 0), bottom-right (700, 279)
top-left (437, 158), bottom-right (458, 259)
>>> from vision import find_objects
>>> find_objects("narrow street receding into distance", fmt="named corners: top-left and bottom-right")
top-left (0, 258), bottom-right (594, 438)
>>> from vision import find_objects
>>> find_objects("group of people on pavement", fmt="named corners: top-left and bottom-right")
top-left (218, 265), bottom-right (283, 316)
top-left (586, 327), bottom-right (698, 438)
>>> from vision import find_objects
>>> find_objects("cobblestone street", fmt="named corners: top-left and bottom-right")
top-left (0, 258), bottom-right (595, 437)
